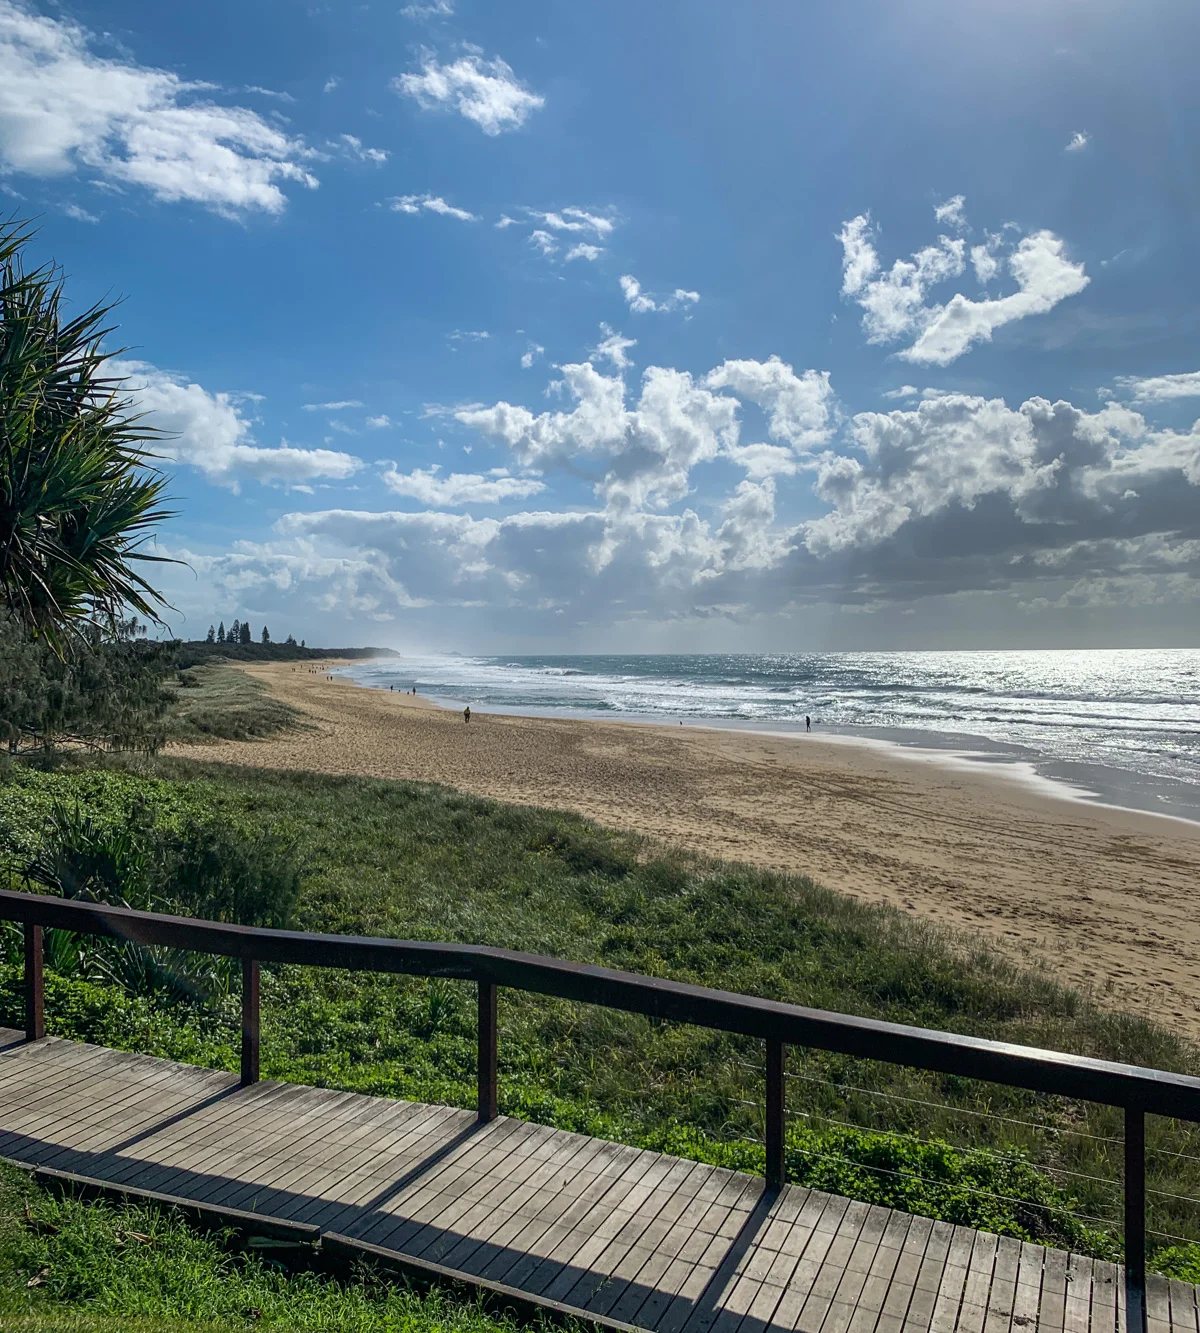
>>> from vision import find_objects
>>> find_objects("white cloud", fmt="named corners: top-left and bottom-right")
top-left (303, 400), bottom-right (363, 411)
top-left (971, 242), bottom-right (1000, 284)
top-left (391, 193), bottom-right (478, 221)
top-left (1065, 130), bottom-right (1090, 152)
top-left (619, 274), bottom-right (700, 315)
top-left (590, 324), bottom-right (636, 371)
top-left (495, 214), bottom-right (517, 228)
top-left (527, 207), bottom-right (615, 238)
top-left (529, 229), bottom-right (557, 257)
top-left (724, 443), bottom-right (800, 479)
top-left (882, 385), bottom-right (919, 400)
top-left (62, 202), bottom-right (98, 222)
top-left (839, 210), bottom-right (1089, 365)
top-left (0, 1), bottom-right (319, 214)
top-left (381, 465), bottom-right (545, 506)
top-left (520, 343), bottom-right (545, 370)
top-left (933, 194), bottom-right (967, 229)
top-left (115, 360), bottom-right (361, 488)
top-left (401, 0), bottom-right (454, 16)
top-left (323, 77), bottom-right (338, 94)
top-left (366, 415), bottom-right (392, 429)
top-left (338, 134), bottom-right (387, 164)
top-left (457, 361), bottom-right (739, 510)
top-left (448, 329), bottom-right (489, 342)
top-left (395, 50), bottom-right (544, 135)
top-left (706, 356), bottom-right (835, 451)
top-left (1114, 370), bottom-right (1200, 403)
top-left (566, 243), bottom-right (603, 262)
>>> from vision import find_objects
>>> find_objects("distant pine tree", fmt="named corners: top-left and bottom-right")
top-left (216, 622), bottom-right (226, 643)
top-left (206, 625), bottom-right (215, 643)
top-left (229, 619), bottom-right (240, 643)
top-left (285, 633), bottom-right (297, 646)
top-left (261, 625), bottom-right (270, 644)
top-left (239, 621), bottom-right (251, 645)
top-left (300, 639), bottom-right (305, 648)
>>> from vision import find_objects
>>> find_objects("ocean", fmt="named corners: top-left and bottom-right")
top-left (341, 650), bottom-right (1200, 822)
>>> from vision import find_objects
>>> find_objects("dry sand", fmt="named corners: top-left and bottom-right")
top-left (171, 662), bottom-right (1200, 1037)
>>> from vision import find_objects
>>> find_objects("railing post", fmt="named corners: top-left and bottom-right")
top-left (241, 958), bottom-right (260, 1086)
top-left (24, 923), bottom-right (44, 1042)
top-left (766, 1037), bottom-right (785, 1191)
top-left (478, 980), bottom-right (498, 1122)
top-left (1125, 1106), bottom-right (1146, 1333)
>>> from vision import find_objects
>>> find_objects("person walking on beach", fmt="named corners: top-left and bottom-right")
top-left (463, 705), bottom-right (471, 724)
top-left (805, 715), bottom-right (811, 732)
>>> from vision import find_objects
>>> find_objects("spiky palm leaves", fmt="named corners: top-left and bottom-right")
top-left (0, 220), bottom-right (174, 647)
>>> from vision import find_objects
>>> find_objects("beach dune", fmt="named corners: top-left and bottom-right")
top-left (171, 662), bottom-right (1200, 1038)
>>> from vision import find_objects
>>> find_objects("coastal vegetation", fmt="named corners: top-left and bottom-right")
top-left (2, 758), bottom-right (1199, 1291)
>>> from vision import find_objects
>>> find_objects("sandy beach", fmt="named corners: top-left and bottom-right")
top-left (172, 662), bottom-right (1200, 1038)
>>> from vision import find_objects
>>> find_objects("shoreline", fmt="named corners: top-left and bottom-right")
top-left (169, 660), bottom-right (1200, 1039)
top-left (353, 676), bottom-right (1200, 830)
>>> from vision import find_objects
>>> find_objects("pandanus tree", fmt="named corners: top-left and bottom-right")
top-left (0, 219), bottom-right (174, 648)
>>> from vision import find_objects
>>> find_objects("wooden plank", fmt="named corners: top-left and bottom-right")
top-left (1008, 1243), bottom-right (1045, 1333)
top-left (875, 1214), bottom-right (934, 1333)
top-left (1168, 1280), bottom-right (1200, 1333)
top-left (1038, 1248), bottom-right (1070, 1333)
top-left (1146, 1275), bottom-right (1173, 1333)
top-left (846, 1212), bottom-right (913, 1333)
top-left (1089, 1261), bottom-right (1117, 1333)
top-left (788, 1199), bottom-right (875, 1333)
top-left (901, 1220), bottom-right (955, 1333)
top-left (982, 1236), bottom-right (1022, 1333)
top-left (956, 1232), bottom-right (999, 1333)
top-left (1064, 1253), bottom-right (1094, 1333)
top-left (431, 1134), bottom-right (634, 1275)
top-left (930, 1226), bottom-right (979, 1333)
top-left (625, 1172), bottom-right (770, 1333)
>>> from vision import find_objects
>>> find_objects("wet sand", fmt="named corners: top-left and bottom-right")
top-left (170, 662), bottom-right (1200, 1038)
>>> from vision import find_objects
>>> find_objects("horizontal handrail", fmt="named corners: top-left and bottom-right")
top-left (2, 886), bottom-right (1198, 1120)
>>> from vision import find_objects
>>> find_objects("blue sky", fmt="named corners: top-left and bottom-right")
top-left (3, 0), bottom-right (1200, 649)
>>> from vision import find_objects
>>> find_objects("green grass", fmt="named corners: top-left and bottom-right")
top-left (0, 1164), bottom-right (545, 1331)
top-left (2, 760), bottom-right (1200, 1278)
top-left (163, 665), bottom-right (306, 743)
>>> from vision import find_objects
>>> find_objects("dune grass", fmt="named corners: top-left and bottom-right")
top-left (0, 1164), bottom-right (540, 1332)
top-left (1, 759), bottom-right (1199, 1275)
top-left (163, 665), bottom-right (306, 743)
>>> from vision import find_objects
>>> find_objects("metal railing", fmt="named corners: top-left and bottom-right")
top-left (4, 886), bottom-right (1199, 1331)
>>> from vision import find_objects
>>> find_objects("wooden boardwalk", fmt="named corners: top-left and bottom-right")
top-left (1, 1031), bottom-right (1196, 1333)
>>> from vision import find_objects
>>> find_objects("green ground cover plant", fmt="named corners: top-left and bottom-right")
top-left (1, 760), bottom-right (1198, 1279)
top-left (0, 1163), bottom-right (546, 1332)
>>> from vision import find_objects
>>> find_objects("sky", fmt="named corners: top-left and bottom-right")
top-left (3, 0), bottom-right (1200, 651)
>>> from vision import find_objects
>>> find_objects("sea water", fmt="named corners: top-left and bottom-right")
top-left (343, 650), bottom-right (1200, 821)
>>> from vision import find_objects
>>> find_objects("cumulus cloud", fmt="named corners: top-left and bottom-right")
top-left (520, 342), bottom-right (544, 370)
top-left (394, 50), bottom-right (544, 135)
top-left (566, 243), bottom-right (603, 262)
top-left (591, 324), bottom-right (636, 371)
top-left (1065, 130), bottom-right (1090, 152)
top-left (619, 274), bottom-right (700, 315)
top-left (882, 385), bottom-right (919, 400)
top-left (366, 414), bottom-right (392, 429)
top-left (1114, 370), bottom-right (1200, 403)
top-left (705, 356), bottom-right (835, 450)
top-left (933, 195), bottom-right (967, 229)
top-left (391, 192), bottom-right (478, 221)
top-left (839, 209), bottom-right (1089, 364)
top-left (381, 465), bottom-right (545, 506)
top-left (115, 361), bottom-right (361, 488)
top-left (529, 229), bottom-right (557, 257)
top-left (0, 1), bottom-right (318, 214)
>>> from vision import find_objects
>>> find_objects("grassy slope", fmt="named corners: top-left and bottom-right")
top-left (163, 665), bottom-right (307, 743)
top-left (0, 1165), bottom-right (538, 1332)
top-left (1, 761), bottom-right (1198, 1277)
